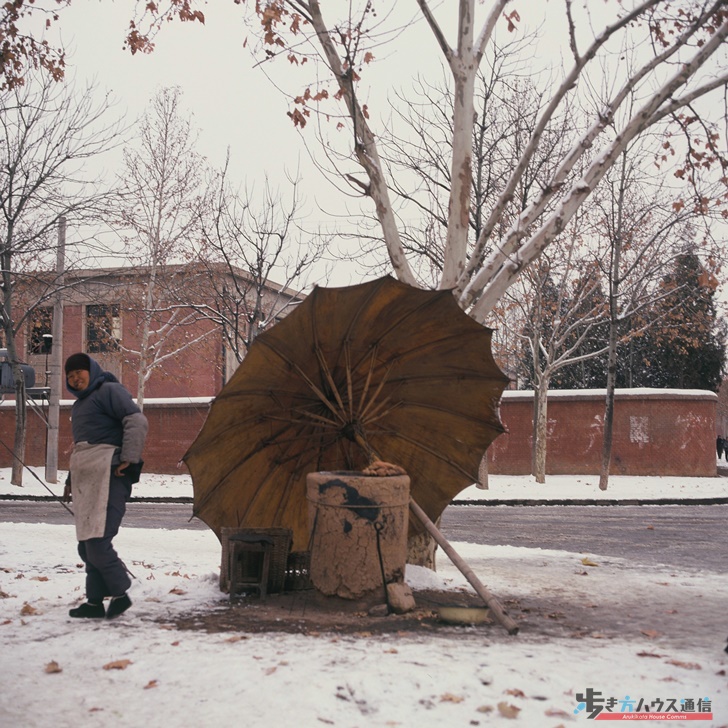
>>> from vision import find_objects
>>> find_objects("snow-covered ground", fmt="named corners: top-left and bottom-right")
top-left (1, 469), bottom-right (726, 727)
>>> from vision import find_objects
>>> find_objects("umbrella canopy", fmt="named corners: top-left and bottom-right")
top-left (184, 276), bottom-right (509, 550)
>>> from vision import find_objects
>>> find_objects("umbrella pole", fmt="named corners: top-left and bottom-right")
top-left (408, 498), bottom-right (519, 636)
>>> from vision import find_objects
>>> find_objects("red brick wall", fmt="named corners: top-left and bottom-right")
top-left (1, 389), bottom-right (717, 477)
top-left (488, 389), bottom-right (717, 477)
top-left (1, 400), bottom-right (211, 475)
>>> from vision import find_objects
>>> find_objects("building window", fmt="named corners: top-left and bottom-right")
top-left (28, 307), bottom-right (53, 355)
top-left (86, 304), bottom-right (121, 353)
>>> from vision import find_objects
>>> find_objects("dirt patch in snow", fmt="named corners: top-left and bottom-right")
top-left (164, 587), bottom-right (604, 641)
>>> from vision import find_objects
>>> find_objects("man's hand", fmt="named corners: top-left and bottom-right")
top-left (115, 461), bottom-right (130, 477)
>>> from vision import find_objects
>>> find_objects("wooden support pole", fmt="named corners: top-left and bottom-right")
top-left (409, 497), bottom-right (519, 635)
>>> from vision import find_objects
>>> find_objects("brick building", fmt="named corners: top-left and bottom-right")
top-left (18, 264), bottom-right (303, 399)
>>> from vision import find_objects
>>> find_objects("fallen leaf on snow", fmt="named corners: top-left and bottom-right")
top-left (505, 688), bottom-right (525, 697)
top-left (580, 557), bottom-right (599, 567)
top-left (264, 667), bottom-right (277, 675)
top-left (439, 693), bottom-right (464, 703)
top-left (646, 524), bottom-right (655, 530)
top-left (384, 648), bottom-right (398, 654)
top-left (666, 659), bottom-right (701, 670)
top-left (637, 651), bottom-right (664, 658)
top-left (225, 635), bottom-right (249, 643)
top-left (20, 603), bottom-right (38, 616)
top-left (45, 661), bottom-right (62, 674)
top-left (30, 576), bottom-right (49, 582)
top-left (168, 587), bottom-right (186, 595)
top-left (144, 680), bottom-right (158, 690)
top-left (0, 590), bottom-right (11, 599)
top-left (476, 705), bottom-right (494, 713)
top-left (497, 701), bottom-right (521, 718)
top-left (640, 629), bottom-right (662, 639)
top-left (103, 659), bottom-right (132, 671)
top-left (545, 707), bottom-right (570, 718)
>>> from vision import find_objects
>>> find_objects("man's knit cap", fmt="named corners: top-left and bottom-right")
top-left (64, 353), bottom-right (91, 375)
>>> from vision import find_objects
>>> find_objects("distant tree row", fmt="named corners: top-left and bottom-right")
top-left (522, 251), bottom-right (726, 393)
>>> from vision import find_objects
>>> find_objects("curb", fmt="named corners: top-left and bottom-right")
top-left (2, 495), bottom-right (727, 506)
top-left (450, 497), bottom-right (728, 506)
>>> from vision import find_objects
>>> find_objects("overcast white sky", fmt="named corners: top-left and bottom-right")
top-left (37, 2), bottom-right (726, 293)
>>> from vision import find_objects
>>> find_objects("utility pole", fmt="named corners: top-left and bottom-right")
top-left (45, 217), bottom-right (65, 483)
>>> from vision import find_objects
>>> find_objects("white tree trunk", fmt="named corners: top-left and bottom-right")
top-left (533, 377), bottom-right (550, 484)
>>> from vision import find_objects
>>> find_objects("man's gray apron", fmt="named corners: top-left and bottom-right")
top-left (69, 442), bottom-right (116, 541)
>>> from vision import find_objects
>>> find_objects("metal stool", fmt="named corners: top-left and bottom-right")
top-left (228, 534), bottom-right (275, 601)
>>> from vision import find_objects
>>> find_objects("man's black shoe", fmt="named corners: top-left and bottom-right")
top-left (69, 601), bottom-right (105, 619)
top-left (106, 594), bottom-right (132, 619)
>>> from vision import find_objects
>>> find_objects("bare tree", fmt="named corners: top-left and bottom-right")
top-left (3, 3), bottom-right (726, 316)
top-left (115, 86), bottom-right (209, 409)
top-left (173, 0), bottom-right (725, 321)
top-left (501, 220), bottom-right (614, 483)
top-left (189, 158), bottom-right (326, 378)
top-left (595, 143), bottom-right (724, 489)
top-left (0, 72), bottom-right (120, 483)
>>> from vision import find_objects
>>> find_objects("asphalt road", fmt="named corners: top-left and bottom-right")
top-left (1, 501), bottom-right (725, 572)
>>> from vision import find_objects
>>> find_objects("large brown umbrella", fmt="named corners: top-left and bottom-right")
top-left (184, 275), bottom-right (509, 551)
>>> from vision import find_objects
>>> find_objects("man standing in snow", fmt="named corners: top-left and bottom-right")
top-left (63, 353), bottom-right (148, 619)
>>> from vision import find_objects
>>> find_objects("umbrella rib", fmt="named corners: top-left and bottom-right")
top-left (375, 428), bottom-right (482, 482)
top-left (356, 343), bottom-right (378, 415)
top-left (314, 341), bottom-right (348, 419)
top-left (372, 399), bottom-right (507, 430)
top-left (348, 289), bottom-right (451, 374)
top-left (257, 338), bottom-right (346, 425)
top-left (359, 360), bottom-right (394, 422)
top-left (345, 341), bottom-right (354, 420)
top-left (362, 397), bottom-right (404, 425)
top-left (192, 420), bottom-right (301, 515)
top-left (234, 426), bottom-right (315, 529)
top-left (267, 408), bottom-right (341, 429)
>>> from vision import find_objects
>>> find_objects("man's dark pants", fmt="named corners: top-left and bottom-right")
top-left (77, 473), bottom-right (132, 602)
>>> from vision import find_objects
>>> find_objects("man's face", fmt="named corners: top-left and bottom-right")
top-left (67, 369), bottom-right (90, 391)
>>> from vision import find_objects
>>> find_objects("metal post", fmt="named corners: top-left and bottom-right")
top-left (45, 217), bottom-right (65, 483)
